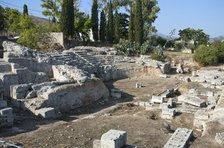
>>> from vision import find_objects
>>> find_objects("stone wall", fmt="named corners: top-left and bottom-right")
top-left (25, 78), bottom-right (109, 113)
top-left (50, 32), bottom-right (64, 47)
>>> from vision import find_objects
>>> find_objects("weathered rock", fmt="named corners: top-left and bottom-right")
top-left (160, 63), bottom-right (171, 74)
top-left (10, 83), bottom-right (32, 99)
top-left (32, 79), bottom-right (109, 112)
top-left (215, 132), bottom-right (224, 145)
top-left (0, 73), bottom-right (18, 97)
top-left (52, 65), bottom-right (89, 82)
top-left (101, 129), bottom-right (127, 148)
top-left (35, 107), bottom-right (57, 119)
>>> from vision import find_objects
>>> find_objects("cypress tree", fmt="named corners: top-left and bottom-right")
top-left (23, 4), bottom-right (28, 15)
top-left (91, 0), bottom-right (99, 41)
top-left (128, 5), bottom-right (134, 43)
top-left (100, 10), bottom-right (106, 42)
top-left (114, 10), bottom-right (120, 43)
top-left (61, 0), bottom-right (74, 39)
top-left (0, 6), bottom-right (4, 31)
top-left (135, 0), bottom-right (143, 45)
top-left (107, 1), bottom-right (114, 43)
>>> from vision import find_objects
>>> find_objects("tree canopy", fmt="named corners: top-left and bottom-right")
top-left (41, 0), bottom-right (61, 23)
top-left (179, 28), bottom-right (209, 46)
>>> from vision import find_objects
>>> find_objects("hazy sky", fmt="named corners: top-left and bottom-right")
top-left (0, 0), bottom-right (223, 37)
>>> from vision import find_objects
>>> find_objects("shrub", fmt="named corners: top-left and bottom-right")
top-left (194, 45), bottom-right (218, 66)
top-left (141, 40), bottom-right (151, 54)
top-left (151, 51), bottom-right (165, 62)
top-left (18, 28), bottom-right (51, 51)
top-left (18, 28), bottom-right (40, 49)
top-left (115, 39), bottom-right (139, 56)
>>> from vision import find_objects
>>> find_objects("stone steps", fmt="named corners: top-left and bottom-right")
top-left (0, 62), bottom-right (11, 73)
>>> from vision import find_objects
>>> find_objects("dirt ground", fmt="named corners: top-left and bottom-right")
top-left (0, 76), bottom-right (221, 147)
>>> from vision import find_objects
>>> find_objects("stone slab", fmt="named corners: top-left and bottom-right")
top-left (164, 128), bottom-right (193, 148)
top-left (151, 95), bottom-right (164, 104)
top-left (101, 129), bottom-right (127, 148)
top-left (178, 94), bottom-right (206, 107)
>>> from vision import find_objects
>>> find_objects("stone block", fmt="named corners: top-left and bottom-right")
top-left (151, 95), bottom-right (164, 104)
top-left (137, 101), bottom-right (150, 107)
top-left (0, 73), bottom-right (18, 97)
top-left (178, 94), bottom-right (206, 107)
top-left (164, 128), bottom-right (193, 148)
top-left (93, 139), bottom-right (101, 148)
top-left (0, 100), bottom-right (7, 109)
top-left (161, 108), bottom-right (176, 120)
top-left (215, 132), bottom-right (224, 145)
top-left (10, 84), bottom-right (32, 99)
top-left (194, 109), bottom-right (209, 130)
top-left (0, 62), bottom-right (11, 72)
top-left (35, 107), bottom-right (57, 119)
top-left (101, 129), bottom-right (127, 148)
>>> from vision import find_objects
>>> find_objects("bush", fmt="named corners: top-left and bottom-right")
top-left (18, 28), bottom-right (40, 49)
top-left (115, 39), bottom-right (139, 56)
top-left (194, 45), bottom-right (218, 66)
top-left (18, 27), bottom-right (51, 51)
top-left (174, 42), bottom-right (184, 50)
top-left (151, 51), bottom-right (165, 62)
top-left (141, 40), bottom-right (151, 54)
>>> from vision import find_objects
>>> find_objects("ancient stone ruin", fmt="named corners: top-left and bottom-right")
top-left (0, 41), bottom-right (110, 119)
top-left (1, 41), bottom-right (224, 147)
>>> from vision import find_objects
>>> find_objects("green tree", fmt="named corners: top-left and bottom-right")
top-left (128, 5), bottom-right (134, 42)
top-left (114, 10), bottom-right (120, 42)
top-left (19, 15), bottom-right (35, 30)
top-left (134, 0), bottom-right (143, 45)
top-left (99, 10), bottom-right (106, 42)
top-left (107, 0), bottom-right (114, 43)
top-left (60, 0), bottom-right (74, 38)
top-left (74, 12), bottom-right (92, 41)
top-left (118, 13), bottom-right (129, 39)
top-left (41, 0), bottom-right (61, 23)
top-left (91, 0), bottom-right (99, 41)
top-left (4, 8), bottom-right (21, 34)
top-left (23, 4), bottom-right (28, 15)
top-left (0, 6), bottom-right (5, 32)
top-left (179, 28), bottom-right (209, 48)
top-left (142, 0), bottom-right (160, 38)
